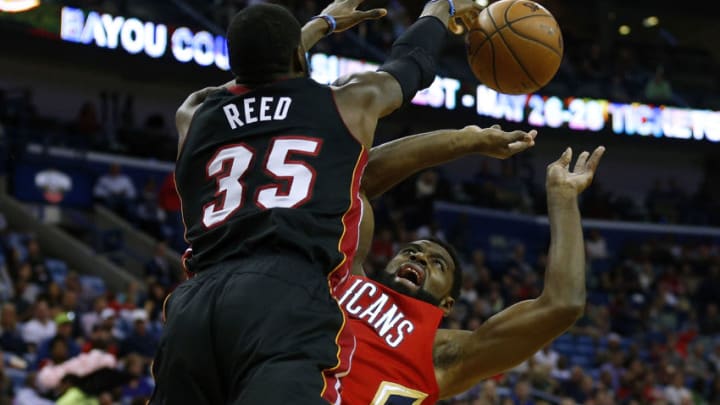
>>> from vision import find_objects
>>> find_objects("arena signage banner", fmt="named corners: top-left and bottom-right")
top-left (57, 6), bottom-right (720, 143)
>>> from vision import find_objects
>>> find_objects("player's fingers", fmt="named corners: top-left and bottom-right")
top-left (573, 151), bottom-right (590, 173)
top-left (585, 146), bottom-right (606, 174)
top-left (507, 140), bottom-right (533, 154)
top-left (356, 8), bottom-right (387, 20)
top-left (508, 130), bottom-right (530, 143)
top-left (491, 124), bottom-right (502, 130)
top-left (448, 18), bottom-right (466, 35)
top-left (555, 147), bottom-right (572, 168)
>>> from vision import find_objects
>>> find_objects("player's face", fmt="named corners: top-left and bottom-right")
top-left (377, 240), bottom-right (455, 309)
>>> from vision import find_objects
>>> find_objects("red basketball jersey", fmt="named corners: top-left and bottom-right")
top-left (335, 275), bottom-right (443, 405)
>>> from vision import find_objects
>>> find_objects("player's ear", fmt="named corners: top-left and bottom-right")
top-left (439, 296), bottom-right (455, 317)
top-left (293, 45), bottom-right (309, 77)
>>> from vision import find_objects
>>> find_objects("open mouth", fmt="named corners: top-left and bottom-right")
top-left (394, 262), bottom-right (426, 291)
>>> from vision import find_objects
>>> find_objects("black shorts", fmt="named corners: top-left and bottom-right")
top-left (149, 256), bottom-right (354, 405)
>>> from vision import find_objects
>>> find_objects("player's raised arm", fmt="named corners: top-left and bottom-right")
top-left (332, 0), bottom-right (481, 147)
top-left (432, 146), bottom-right (606, 399)
top-left (363, 125), bottom-right (537, 199)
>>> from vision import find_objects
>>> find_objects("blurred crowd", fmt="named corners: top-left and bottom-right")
top-left (0, 213), bottom-right (178, 404)
top-left (4, 186), bottom-right (720, 403)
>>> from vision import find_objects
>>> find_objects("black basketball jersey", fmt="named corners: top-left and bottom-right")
top-left (175, 78), bottom-right (366, 287)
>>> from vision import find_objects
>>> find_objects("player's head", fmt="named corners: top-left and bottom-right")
top-left (374, 238), bottom-right (462, 316)
top-left (227, 4), bottom-right (307, 85)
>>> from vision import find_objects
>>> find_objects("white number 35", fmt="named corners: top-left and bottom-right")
top-left (202, 137), bottom-right (322, 228)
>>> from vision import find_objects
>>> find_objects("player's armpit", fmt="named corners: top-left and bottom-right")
top-left (433, 298), bottom-right (581, 399)
top-left (363, 126), bottom-right (536, 199)
top-left (332, 72), bottom-right (402, 147)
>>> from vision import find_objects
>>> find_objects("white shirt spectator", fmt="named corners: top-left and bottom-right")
top-left (534, 347), bottom-right (560, 369)
top-left (664, 385), bottom-right (692, 405)
top-left (21, 319), bottom-right (56, 346)
top-left (586, 231), bottom-right (608, 260)
top-left (81, 311), bottom-right (101, 337)
top-left (93, 172), bottom-right (136, 199)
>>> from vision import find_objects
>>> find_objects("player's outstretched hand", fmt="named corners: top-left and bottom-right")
top-left (461, 124), bottom-right (537, 159)
top-left (448, 6), bottom-right (482, 35)
top-left (546, 146), bottom-right (606, 198)
top-left (319, 0), bottom-right (387, 33)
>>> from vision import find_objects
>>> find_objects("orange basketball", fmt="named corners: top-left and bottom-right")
top-left (465, 0), bottom-right (563, 95)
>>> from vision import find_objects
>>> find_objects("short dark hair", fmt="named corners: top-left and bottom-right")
top-left (227, 4), bottom-right (302, 82)
top-left (426, 237), bottom-right (463, 301)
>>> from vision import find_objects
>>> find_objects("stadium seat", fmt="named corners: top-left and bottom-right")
top-left (6, 232), bottom-right (29, 262)
top-left (45, 258), bottom-right (68, 285)
top-left (79, 275), bottom-right (107, 298)
top-left (570, 355), bottom-right (592, 368)
top-left (4, 367), bottom-right (27, 390)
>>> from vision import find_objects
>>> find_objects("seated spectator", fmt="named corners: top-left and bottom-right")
top-left (119, 310), bottom-right (157, 360)
top-left (506, 243), bottom-right (533, 277)
top-left (81, 297), bottom-right (107, 338)
top-left (13, 263), bottom-right (41, 305)
top-left (476, 379), bottom-right (500, 405)
top-left (510, 379), bottom-right (535, 405)
top-left (37, 336), bottom-right (71, 375)
top-left (120, 353), bottom-right (153, 404)
top-left (144, 283), bottom-right (167, 322)
top-left (82, 325), bottom-right (119, 358)
top-left (585, 229), bottom-right (608, 261)
top-left (22, 299), bottom-right (56, 348)
top-left (144, 242), bottom-right (176, 288)
top-left (135, 178), bottom-right (166, 240)
top-left (533, 344), bottom-right (560, 370)
top-left (644, 67), bottom-right (673, 104)
top-left (46, 282), bottom-right (63, 308)
top-left (98, 308), bottom-right (125, 341)
top-left (35, 313), bottom-right (81, 370)
top-left (93, 163), bottom-right (136, 217)
top-left (458, 273), bottom-right (478, 305)
top-left (0, 302), bottom-right (26, 356)
top-left (26, 239), bottom-right (51, 289)
top-left (158, 172), bottom-right (181, 215)
top-left (550, 356), bottom-right (572, 382)
top-left (116, 281), bottom-right (143, 311)
top-left (158, 173), bottom-right (185, 252)
top-left (664, 371), bottom-right (692, 405)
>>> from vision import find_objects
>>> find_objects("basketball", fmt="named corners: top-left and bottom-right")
top-left (465, 0), bottom-right (563, 95)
